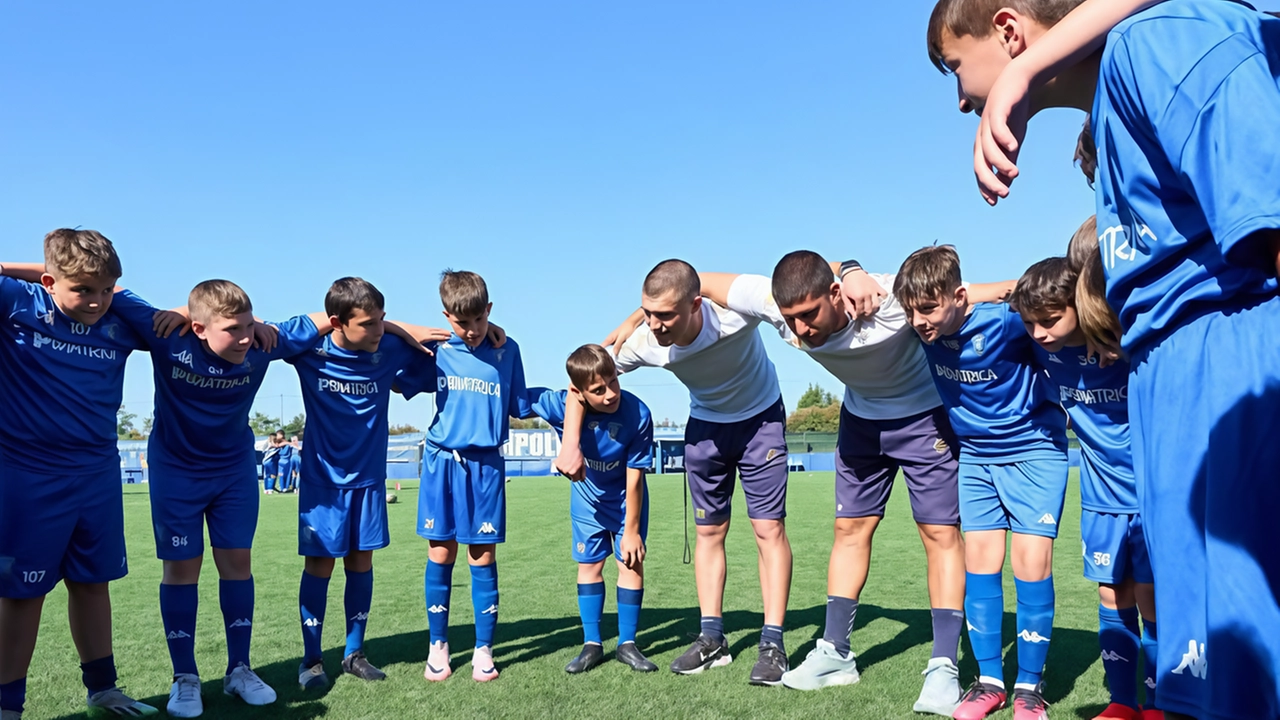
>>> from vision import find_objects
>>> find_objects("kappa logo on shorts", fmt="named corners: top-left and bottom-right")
top-left (933, 438), bottom-right (949, 454)
top-left (972, 334), bottom-right (987, 355)
top-left (576, 542), bottom-right (586, 553)
top-left (1038, 513), bottom-right (1057, 525)
top-left (1172, 639), bottom-right (1207, 679)
top-left (695, 508), bottom-right (706, 519)
top-left (423, 518), bottom-right (435, 530)
top-left (478, 522), bottom-right (497, 534)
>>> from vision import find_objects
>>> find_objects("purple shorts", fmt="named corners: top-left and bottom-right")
top-left (684, 398), bottom-right (788, 525)
top-left (835, 405), bottom-right (960, 526)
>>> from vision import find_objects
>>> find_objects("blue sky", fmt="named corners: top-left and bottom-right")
top-left (6, 2), bottom-right (1272, 429)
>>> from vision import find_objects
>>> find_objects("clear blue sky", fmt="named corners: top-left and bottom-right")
top-left (6, 2), bottom-right (1270, 429)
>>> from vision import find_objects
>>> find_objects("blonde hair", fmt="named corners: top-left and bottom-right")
top-left (43, 228), bottom-right (122, 279)
top-left (566, 344), bottom-right (617, 391)
top-left (1065, 216), bottom-right (1124, 356)
top-left (189, 280), bottom-right (253, 324)
top-left (893, 245), bottom-right (963, 311)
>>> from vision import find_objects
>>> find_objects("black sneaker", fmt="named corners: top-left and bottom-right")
top-left (565, 643), bottom-right (605, 674)
top-left (341, 651), bottom-right (387, 681)
top-left (616, 642), bottom-right (658, 672)
top-left (749, 642), bottom-right (788, 686)
top-left (670, 633), bottom-right (732, 675)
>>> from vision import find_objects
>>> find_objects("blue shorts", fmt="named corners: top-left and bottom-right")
top-left (570, 486), bottom-right (649, 564)
top-left (298, 482), bottom-right (390, 558)
top-left (958, 457), bottom-right (1068, 537)
top-left (150, 462), bottom-right (259, 560)
top-left (1129, 295), bottom-right (1280, 720)
top-left (418, 446), bottom-right (505, 544)
top-left (1080, 510), bottom-right (1152, 585)
top-left (0, 464), bottom-right (127, 599)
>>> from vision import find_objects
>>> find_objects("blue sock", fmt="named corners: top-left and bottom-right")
top-left (299, 571), bottom-right (330, 666)
top-left (425, 561), bottom-right (453, 644)
top-left (0, 678), bottom-right (27, 713)
top-left (1098, 605), bottom-right (1140, 709)
top-left (964, 572), bottom-right (1004, 684)
top-left (1014, 576), bottom-right (1055, 688)
top-left (931, 608), bottom-right (965, 664)
top-left (80, 655), bottom-right (117, 694)
top-left (220, 577), bottom-right (254, 674)
top-left (823, 596), bottom-right (858, 656)
top-left (700, 615), bottom-right (724, 643)
top-left (577, 582), bottom-right (605, 645)
top-left (344, 568), bottom-right (374, 657)
top-left (616, 587), bottom-right (643, 645)
top-left (160, 583), bottom-right (199, 676)
top-left (761, 624), bottom-right (785, 652)
top-left (470, 563), bottom-right (499, 649)
top-left (1141, 618), bottom-right (1158, 708)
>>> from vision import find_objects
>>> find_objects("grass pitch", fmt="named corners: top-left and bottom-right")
top-left (24, 471), bottom-right (1117, 719)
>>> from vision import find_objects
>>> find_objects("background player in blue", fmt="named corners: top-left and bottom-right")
top-left (0, 231), bottom-right (160, 718)
top-left (929, 2), bottom-right (1280, 717)
top-left (287, 277), bottom-right (443, 692)
top-left (276, 432), bottom-right (295, 493)
top-left (108, 279), bottom-right (330, 717)
top-left (529, 344), bottom-right (656, 675)
top-left (262, 431), bottom-right (284, 494)
top-left (1012, 240), bottom-right (1158, 720)
top-left (401, 270), bottom-right (535, 684)
top-left (895, 245), bottom-right (1068, 720)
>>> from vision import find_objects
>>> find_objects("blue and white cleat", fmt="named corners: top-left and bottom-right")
top-left (780, 639), bottom-right (859, 690)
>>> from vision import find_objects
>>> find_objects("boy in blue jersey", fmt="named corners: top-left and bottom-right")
top-left (263, 431), bottom-right (285, 494)
top-left (929, 3), bottom-right (1280, 718)
top-left (1012, 235), bottom-right (1158, 720)
top-left (403, 270), bottom-right (535, 684)
top-left (895, 245), bottom-right (1069, 720)
top-left (0, 230), bottom-right (159, 719)
top-left (529, 344), bottom-right (657, 675)
top-left (276, 432), bottom-right (295, 493)
top-left (288, 277), bottom-right (440, 691)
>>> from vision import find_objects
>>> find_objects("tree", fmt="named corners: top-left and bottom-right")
top-left (796, 383), bottom-right (836, 410)
top-left (117, 408), bottom-right (138, 439)
top-left (282, 413), bottom-right (306, 437)
top-left (786, 403), bottom-right (840, 433)
top-left (142, 414), bottom-right (154, 436)
top-left (388, 423), bottom-right (421, 435)
top-left (249, 412), bottom-right (279, 437)
top-left (509, 417), bottom-right (550, 430)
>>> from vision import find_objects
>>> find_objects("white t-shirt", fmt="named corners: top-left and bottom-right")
top-left (614, 299), bottom-right (781, 423)
top-left (727, 273), bottom-right (941, 421)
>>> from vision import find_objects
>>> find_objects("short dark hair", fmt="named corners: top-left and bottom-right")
top-left (566, 344), bottom-right (617, 391)
top-left (325, 277), bottom-right (385, 324)
top-left (893, 245), bottom-right (963, 310)
top-left (1010, 256), bottom-right (1076, 314)
top-left (926, 0), bottom-right (1083, 74)
top-left (642, 259), bottom-right (699, 302)
top-left (439, 270), bottom-right (489, 317)
top-left (771, 251), bottom-right (834, 308)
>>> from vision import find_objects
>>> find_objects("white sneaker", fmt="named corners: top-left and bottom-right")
top-left (87, 686), bottom-right (158, 716)
top-left (472, 646), bottom-right (499, 682)
top-left (780, 638), bottom-right (860, 690)
top-left (223, 664), bottom-right (276, 706)
top-left (166, 674), bottom-right (202, 718)
top-left (912, 657), bottom-right (963, 716)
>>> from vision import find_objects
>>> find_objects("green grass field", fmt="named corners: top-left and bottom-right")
top-left (23, 471), bottom-right (1118, 720)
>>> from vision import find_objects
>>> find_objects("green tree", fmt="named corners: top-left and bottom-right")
top-left (117, 408), bottom-right (138, 439)
top-left (509, 417), bottom-right (550, 430)
top-left (249, 412), bottom-right (280, 437)
top-left (388, 423), bottom-right (421, 435)
top-left (282, 413), bottom-right (306, 437)
top-left (786, 403), bottom-right (840, 432)
top-left (141, 414), bottom-right (154, 437)
top-left (796, 383), bottom-right (836, 410)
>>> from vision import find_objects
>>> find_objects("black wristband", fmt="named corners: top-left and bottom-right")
top-left (838, 260), bottom-right (862, 277)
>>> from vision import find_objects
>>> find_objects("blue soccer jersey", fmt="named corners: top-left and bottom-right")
top-left (287, 333), bottom-right (435, 488)
top-left (401, 335), bottom-right (533, 451)
top-left (530, 388), bottom-right (654, 500)
top-left (1093, 1), bottom-right (1280, 354)
top-left (0, 280), bottom-right (147, 473)
top-left (918, 302), bottom-right (1066, 462)
top-left (1033, 346), bottom-right (1135, 513)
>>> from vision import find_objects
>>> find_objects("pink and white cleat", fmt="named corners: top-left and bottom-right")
top-left (423, 640), bottom-right (452, 682)
top-left (472, 646), bottom-right (500, 682)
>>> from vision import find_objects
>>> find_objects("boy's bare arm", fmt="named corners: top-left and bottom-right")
top-left (554, 395), bottom-right (586, 481)
top-left (619, 467), bottom-right (646, 569)
top-left (969, 280), bottom-right (1017, 304)
top-left (602, 309), bottom-right (644, 350)
top-left (698, 272), bottom-right (738, 307)
top-left (0, 262), bottom-right (46, 283)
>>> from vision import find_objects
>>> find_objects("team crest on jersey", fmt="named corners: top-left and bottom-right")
top-left (103, 323), bottom-right (119, 339)
top-left (587, 421), bottom-right (599, 431)
top-left (971, 334), bottom-right (986, 355)
top-left (933, 438), bottom-right (949, 454)
top-left (942, 339), bottom-right (960, 350)
top-left (607, 423), bottom-right (621, 440)
top-left (173, 349), bottom-right (195, 368)
top-left (371, 351), bottom-right (383, 365)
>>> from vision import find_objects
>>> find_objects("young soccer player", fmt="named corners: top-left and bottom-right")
top-left (928, 3), bottom-right (1280, 718)
top-left (0, 230), bottom-right (158, 719)
top-left (895, 245), bottom-right (1069, 720)
top-left (288, 277), bottom-right (441, 690)
top-left (693, 253), bottom-right (1008, 714)
top-left (529, 344), bottom-right (657, 674)
top-left (405, 270), bottom-right (532, 684)
top-left (263, 431), bottom-right (285, 494)
top-left (581, 259), bottom-right (794, 685)
top-left (277, 432), bottom-right (296, 493)
top-left (1011, 226), bottom-right (1159, 720)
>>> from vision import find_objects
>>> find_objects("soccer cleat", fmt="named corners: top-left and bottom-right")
top-left (565, 643), bottom-right (605, 674)
top-left (86, 686), bottom-right (158, 717)
top-left (616, 641), bottom-right (658, 672)
top-left (1092, 703), bottom-right (1140, 720)
top-left (749, 642), bottom-right (789, 686)
top-left (424, 641), bottom-right (452, 681)
top-left (223, 664), bottom-right (276, 705)
top-left (1012, 686), bottom-right (1050, 720)
top-left (952, 680), bottom-right (1007, 720)
top-left (341, 651), bottom-right (387, 682)
top-left (780, 639), bottom-right (859, 690)
top-left (913, 657), bottom-right (963, 716)
top-left (1138, 710), bottom-right (1163, 720)
top-left (298, 662), bottom-right (329, 691)
top-left (472, 646), bottom-right (499, 682)
top-left (670, 633), bottom-right (733, 675)
top-left (166, 674), bottom-right (203, 718)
